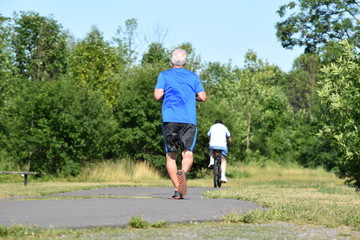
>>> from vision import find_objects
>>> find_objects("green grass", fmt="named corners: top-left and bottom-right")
top-left (203, 162), bottom-right (360, 231)
top-left (128, 216), bottom-right (168, 229)
top-left (1, 222), bottom-right (359, 240)
top-left (1, 160), bottom-right (360, 239)
top-left (0, 159), bottom-right (171, 198)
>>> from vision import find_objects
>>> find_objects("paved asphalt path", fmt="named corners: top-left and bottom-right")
top-left (0, 187), bottom-right (262, 229)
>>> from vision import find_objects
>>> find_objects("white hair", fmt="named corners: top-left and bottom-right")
top-left (170, 49), bottom-right (187, 66)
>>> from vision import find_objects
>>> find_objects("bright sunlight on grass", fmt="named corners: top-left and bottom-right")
top-left (77, 159), bottom-right (162, 182)
top-left (202, 162), bottom-right (360, 231)
top-left (1, 159), bottom-right (359, 232)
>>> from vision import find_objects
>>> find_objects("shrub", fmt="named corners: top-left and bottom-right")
top-left (0, 78), bottom-right (116, 176)
top-left (128, 216), bottom-right (149, 228)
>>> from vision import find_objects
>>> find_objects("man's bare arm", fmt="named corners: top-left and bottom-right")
top-left (227, 136), bottom-right (232, 146)
top-left (154, 89), bottom-right (164, 101)
top-left (196, 91), bottom-right (207, 102)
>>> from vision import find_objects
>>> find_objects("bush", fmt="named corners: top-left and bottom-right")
top-left (112, 65), bottom-right (165, 168)
top-left (318, 41), bottom-right (360, 188)
top-left (0, 78), bottom-right (116, 176)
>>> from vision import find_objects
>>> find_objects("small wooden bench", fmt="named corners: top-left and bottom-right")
top-left (0, 171), bottom-right (37, 186)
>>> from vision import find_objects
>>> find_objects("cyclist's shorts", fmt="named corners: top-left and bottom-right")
top-left (162, 122), bottom-right (197, 153)
top-left (210, 146), bottom-right (228, 156)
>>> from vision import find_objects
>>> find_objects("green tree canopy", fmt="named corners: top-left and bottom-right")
top-left (12, 11), bottom-right (68, 80)
top-left (0, 15), bottom-right (17, 109)
top-left (112, 64), bottom-right (167, 168)
top-left (0, 15), bottom-right (14, 80)
top-left (68, 26), bottom-right (121, 106)
top-left (141, 42), bottom-right (169, 65)
top-left (113, 18), bottom-right (138, 66)
top-left (286, 53), bottom-right (320, 112)
top-left (276, 0), bottom-right (360, 53)
top-left (318, 41), bottom-right (360, 188)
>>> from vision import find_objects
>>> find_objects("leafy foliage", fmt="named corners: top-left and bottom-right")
top-left (12, 11), bottom-right (68, 80)
top-left (68, 26), bottom-right (122, 106)
top-left (128, 216), bottom-right (149, 228)
top-left (141, 42), bottom-right (169, 65)
top-left (0, 9), bottom-right (355, 187)
top-left (318, 41), bottom-right (360, 188)
top-left (113, 18), bottom-right (138, 65)
top-left (286, 54), bottom-right (320, 112)
top-left (0, 79), bottom-right (116, 176)
top-left (0, 15), bottom-right (14, 82)
top-left (112, 64), bottom-right (167, 168)
top-left (276, 0), bottom-right (360, 53)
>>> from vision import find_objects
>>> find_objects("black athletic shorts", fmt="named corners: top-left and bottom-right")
top-left (162, 122), bottom-right (198, 153)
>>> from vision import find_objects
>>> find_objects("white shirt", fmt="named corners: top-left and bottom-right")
top-left (207, 123), bottom-right (231, 147)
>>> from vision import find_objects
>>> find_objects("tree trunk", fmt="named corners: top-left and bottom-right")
top-left (246, 94), bottom-right (253, 152)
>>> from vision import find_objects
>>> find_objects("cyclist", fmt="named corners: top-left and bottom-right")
top-left (207, 120), bottom-right (232, 183)
top-left (154, 49), bottom-right (207, 199)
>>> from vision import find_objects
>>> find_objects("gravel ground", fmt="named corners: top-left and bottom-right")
top-left (58, 222), bottom-right (360, 240)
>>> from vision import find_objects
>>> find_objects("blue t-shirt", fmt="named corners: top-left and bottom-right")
top-left (155, 68), bottom-right (204, 125)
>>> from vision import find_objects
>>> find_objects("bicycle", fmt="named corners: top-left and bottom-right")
top-left (213, 149), bottom-right (222, 188)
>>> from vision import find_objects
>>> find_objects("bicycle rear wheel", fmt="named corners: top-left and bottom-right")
top-left (213, 150), bottom-right (222, 188)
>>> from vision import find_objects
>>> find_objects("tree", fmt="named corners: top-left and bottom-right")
top-left (197, 61), bottom-right (241, 167)
top-left (242, 51), bottom-right (263, 153)
top-left (276, 0), bottom-right (360, 53)
top-left (141, 42), bottom-right (169, 65)
top-left (200, 61), bottom-right (235, 90)
top-left (68, 26), bottom-right (121, 106)
top-left (0, 15), bottom-right (14, 81)
top-left (286, 53), bottom-right (320, 113)
top-left (318, 41), bottom-right (360, 188)
top-left (200, 51), bottom-right (295, 163)
top-left (285, 54), bottom-right (339, 170)
top-left (112, 64), bottom-right (167, 169)
top-left (113, 18), bottom-right (138, 65)
top-left (12, 11), bottom-right (68, 80)
top-left (174, 42), bottom-right (203, 72)
top-left (229, 51), bottom-right (296, 163)
top-left (0, 15), bottom-right (17, 108)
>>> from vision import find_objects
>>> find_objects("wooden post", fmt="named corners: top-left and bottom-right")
top-left (24, 174), bottom-right (28, 186)
top-left (0, 171), bottom-right (37, 186)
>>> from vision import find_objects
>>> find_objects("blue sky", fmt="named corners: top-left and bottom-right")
top-left (1, 0), bottom-right (303, 72)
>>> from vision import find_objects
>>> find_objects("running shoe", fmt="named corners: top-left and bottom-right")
top-left (221, 176), bottom-right (228, 183)
top-left (172, 191), bottom-right (183, 199)
top-left (176, 170), bottom-right (187, 195)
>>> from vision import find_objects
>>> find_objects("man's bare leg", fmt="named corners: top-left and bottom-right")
top-left (181, 149), bottom-right (193, 173)
top-left (221, 155), bottom-right (227, 174)
top-left (166, 151), bottom-right (179, 191)
top-left (221, 155), bottom-right (227, 182)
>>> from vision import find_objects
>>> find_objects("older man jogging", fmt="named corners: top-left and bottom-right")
top-left (154, 49), bottom-right (206, 199)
